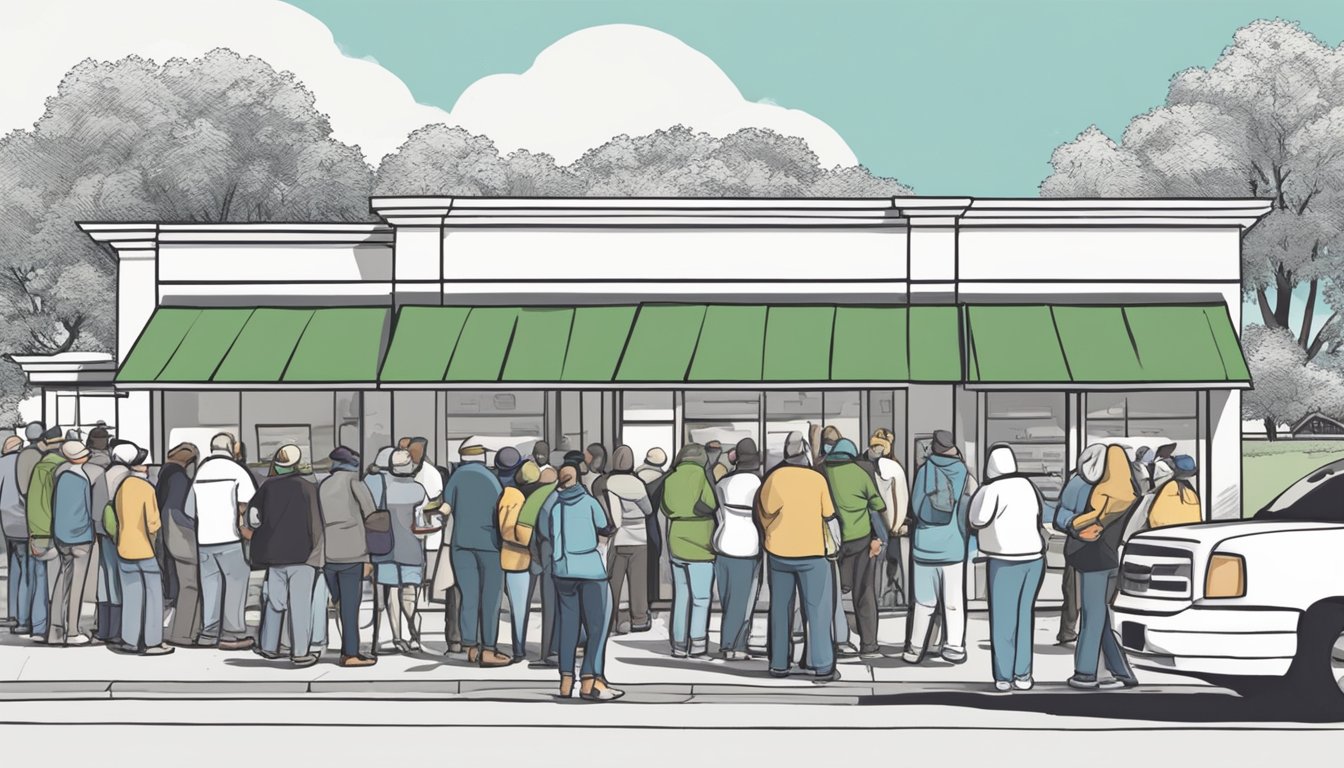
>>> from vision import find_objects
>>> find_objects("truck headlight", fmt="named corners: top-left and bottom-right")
top-left (1205, 553), bottom-right (1245, 599)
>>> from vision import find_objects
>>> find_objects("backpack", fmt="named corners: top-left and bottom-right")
top-left (364, 476), bottom-right (394, 557)
top-left (916, 464), bottom-right (971, 527)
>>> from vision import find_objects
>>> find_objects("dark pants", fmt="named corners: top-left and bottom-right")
top-left (325, 562), bottom-right (365, 658)
top-left (555, 577), bottom-right (611, 680)
top-left (533, 564), bottom-right (558, 660)
top-left (838, 538), bottom-right (880, 653)
top-left (767, 554), bottom-right (835, 676)
top-left (6, 538), bottom-right (40, 629)
top-left (607, 544), bottom-right (649, 630)
top-left (713, 554), bottom-right (760, 653)
top-left (1074, 568), bottom-right (1134, 680)
top-left (645, 515), bottom-right (663, 606)
top-left (165, 557), bottom-right (201, 645)
top-left (451, 547), bottom-right (504, 649)
top-left (443, 585), bottom-right (462, 647)
top-left (1058, 564), bottom-right (1079, 642)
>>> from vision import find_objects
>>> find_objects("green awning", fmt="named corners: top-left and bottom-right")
top-left (117, 307), bottom-right (390, 385)
top-left (380, 304), bottom-right (962, 384)
top-left (964, 303), bottom-right (1250, 385)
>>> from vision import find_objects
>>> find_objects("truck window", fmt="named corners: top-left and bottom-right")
top-left (1256, 459), bottom-right (1344, 522)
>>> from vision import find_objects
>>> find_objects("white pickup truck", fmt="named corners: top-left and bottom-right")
top-left (1113, 458), bottom-right (1344, 706)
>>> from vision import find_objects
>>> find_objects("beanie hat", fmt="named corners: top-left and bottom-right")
top-left (783, 431), bottom-right (807, 459)
top-left (60, 440), bottom-right (90, 461)
top-left (611, 445), bottom-right (635, 472)
top-left (1172, 454), bottom-right (1197, 479)
top-left (87, 425), bottom-right (111, 450)
top-left (112, 442), bottom-right (149, 467)
top-left (390, 449), bottom-right (416, 476)
top-left (495, 446), bottom-right (524, 472)
top-left (2, 436), bottom-right (23, 454)
top-left (675, 443), bottom-right (709, 468)
top-left (515, 460), bottom-right (541, 486)
top-left (166, 442), bottom-right (199, 466)
top-left (329, 446), bottom-right (360, 468)
top-left (731, 438), bottom-right (760, 471)
top-left (40, 426), bottom-right (64, 444)
top-left (272, 444), bottom-right (302, 468)
top-left (931, 430), bottom-right (956, 455)
top-left (644, 447), bottom-right (667, 468)
top-left (23, 422), bottom-right (44, 443)
top-left (828, 438), bottom-right (860, 461)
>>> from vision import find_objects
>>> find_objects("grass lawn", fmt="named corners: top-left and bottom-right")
top-left (1243, 439), bottom-right (1344, 517)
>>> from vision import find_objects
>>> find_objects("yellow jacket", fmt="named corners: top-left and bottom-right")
top-left (115, 475), bottom-right (162, 561)
top-left (1148, 481), bottom-right (1201, 528)
top-left (1072, 445), bottom-right (1139, 531)
top-left (497, 486), bottom-right (532, 572)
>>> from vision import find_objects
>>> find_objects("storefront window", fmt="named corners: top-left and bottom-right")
top-left (241, 391), bottom-right (335, 472)
top-left (362, 391), bottom-right (392, 461)
top-left (164, 391), bottom-right (241, 458)
top-left (867, 389), bottom-right (907, 467)
top-left (685, 391), bottom-right (760, 472)
top-left (444, 390), bottom-right (545, 464)
top-left (621, 391), bottom-right (675, 469)
top-left (985, 392), bottom-right (1067, 500)
top-left (764, 391), bottom-right (819, 469)
top-left (823, 390), bottom-right (862, 453)
top-left (1086, 391), bottom-right (1198, 465)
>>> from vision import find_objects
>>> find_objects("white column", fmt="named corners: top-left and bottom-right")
top-left (902, 199), bottom-right (971, 305)
top-left (371, 199), bottom-right (451, 309)
top-left (1208, 389), bottom-right (1242, 520)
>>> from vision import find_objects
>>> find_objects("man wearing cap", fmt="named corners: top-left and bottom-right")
top-left (248, 444), bottom-right (323, 667)
top-left (317, 446), bottom-right (377, 667)
top-left (111, 443), bottom-right (173, 655)
top-left (49, 440), bottom-right (96, 645)
top-left (904, 430), bottom-right (974, 665)
top-left (443, 439), bottom-right (509, 667)
top-left (21, 426), bottom-right (64, 641)
top-left (0, 436), bottom-right (34, 633)
top-left (713, 438), bottom-right (763, 659)
top-left (191, 433), bottom-right (257, 651)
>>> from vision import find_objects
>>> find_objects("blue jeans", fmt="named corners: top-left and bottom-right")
top-left (451, 547), bottom-right (504, 649)
top-left (714, 555), bottom-right (760, 653)
top-left (505, 569), bottom-right (532, 658)
top-left (987, 558), bottom-right (1044, 682)
top-left (767, 554), bottom-right (835, 675)
top-left (670, 558), bottom-right (714, 655)
top-left (325, 563), bottom-right (365, 658)
top-left (198, 542), bottom-right (250, 644)
top-left (118, 557), bottom-right (163, 650)
top-left (555, 576), bottom-right (611, 679)
top-left (310, 569), bottom-right (329, 648)
top-left (1074, 568), bottom-right (1134, 680)
top-left (260, 565), bottom-right (316, 659)
top-left (6, 538), bottom-right (42, 630)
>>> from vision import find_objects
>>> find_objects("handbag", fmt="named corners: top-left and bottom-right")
top-left (364, 477), bottom-right (394, 557)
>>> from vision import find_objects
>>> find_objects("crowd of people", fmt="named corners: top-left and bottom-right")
top-left (0, 416), bottom-right (1203, 699)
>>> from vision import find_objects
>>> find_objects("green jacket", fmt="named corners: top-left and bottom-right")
top-left (517, 482), bottom-right (557, 529)
top-left (26, 452), bottom-right (66, 539)
top-left (822, 459), bottom-right (885, 543)
top-left (660, 462), bottom-right (718, 562)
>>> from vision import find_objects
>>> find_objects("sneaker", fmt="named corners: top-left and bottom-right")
top-left (11, 625), bottom-right (29, 635)
top-left (994, 680), bottom-right (1013, 693)
top-left (64, 634), bottom-right (91, 647)
top-left (812, 670), bottom-right (841, 684)
top-left (109, 643), bottom-right (139, 654)
top-left (859, 649), bottom-right (884, 660)
top-left (628, 623), bottom-right (653, 633)
top-left (1096, 676), bottom-right (1128, 690)
top-left (529, 656), bottom-right (558, 669)
top-left (219, 638), bottom-right (255, 651)
top-left (141, 644), bottom-right (175, 656)
top-left (479, 649), bottom-right (512, 668)
top-left (1115, 674), bottom-right (1140, 689)
top-left (1068, 674), bottom-right (1124, 690)
top-left (670, 648), bottom-right (689, 659)
top-left (940, 647), bottom-right (967, 664)
top-left (580, 679), bottom-right (625, 701)
top-left (836, 642), bottom-right (860, 658)
top-left (768, 668), bottom-right (791, 678)
top-left (252, 647), bottom-right (282, 660)
top-left (900, 648), bottom-right (922, 664)
top-left (291, 653), bottom-right (320, 668)
top-left (1013, 676), bottom-right (1034, 691)
top-left (447, 641), bottom-right (463, 654)
top-left (1055, 634), bottom-right (1077, 646)
top-left (30, 634), bottom-right (48, 644)
top-left (340, 655), bottom-right (377, 668)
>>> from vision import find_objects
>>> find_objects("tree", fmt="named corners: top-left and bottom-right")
top-left (0, 49), bottom-right (373, 417)
top-left (1041, 20), bottom-right (1344, 361)
top-left (1241, 324), bottom-right (1344, 439)
top-left (374, 123), bottom-right (912, 197)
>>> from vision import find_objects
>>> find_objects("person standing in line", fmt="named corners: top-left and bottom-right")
top-left (603, 446), bottom-right (653, 635)
top-left (96, 449), bottom-right (137, 647)
top-left (371, 449), bottom-right (430, 654)
top-left (903, 430), bottom-right (974, 665)
top-left (159, 443), bottom-right (202, 647)
top-left (249, 445), bottom-right (323, 667)
top-left (1051, 444), bottom-right (1106, 645)
top-left (1065, 445), bottom-right (1141, 690)
top-left (494, 447), bottom-right (525, 490)
top-left (0, 436), bottom-right (33, 634)
top-left (498, 460), bottom-right (541, 662)
top-left (819, 438), bottom-right (888, 660)
top-left (860, 429), bottom-right (909, 609)
top-left (660, 443), bottom-right (718, 659)
top-left (317, 447), bottom-right (377, 667)
top-left (713, 438), bottom-right (763, 660)
top-left (969, 444), bottom-right (1046, 692)
top-left (443, 440), bottom-right (510, 667)
top-left (23, 427), bottom-right (66, 642)
top-left (703, 441), bottom-right (725, 485)
top-left (757, 436), bottom-right (840, 683)
top-left (635, 447), bottom-right (668, 617)
top-left (538, 464), bottom-right (623, 701)
top-left (49, 440), bottom-right (96, 646)
top-left (523, 465), bottom-right (561, 668)
top-left (581, 444), bottom-right (608, 493)
top-left (191, 433), bottom-right (257, 651)
top-left (109, 442), bottom-right (173, 656)
top-left (531, 441), bottom-right (553, 473)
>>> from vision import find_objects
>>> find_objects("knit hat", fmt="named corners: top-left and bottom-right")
top-left (209, 432), bottom-right (236, 454)
top-left (644, 447), bottom-right (667, 468)
top-left (166, 442), bottom-right (199, 466)
top-left (329, 446), bottom-right (361, 468)
top-left (64, 429), bottom-right (82, 442)
top-left (389, 449), bottom-right (416, 476)
top-left (495, 446), bottom-right (524, 472)
top-left (515, 460), bottom-right (541, 486)
top-left (23, 422), bottom-right (43, 443)
top-left (2, 436), bottom-right (23, 454)
top-left (731, 438), bottom-right (760, 471)
top-left (561, 450), bottom-right (586, 470)
top-left (87, 425), bottom-right (110, 450)
top-left (60, 440), bottom-right (89, 461)
top-left (783, 431), bottom-right (807, 459)
top-left (369, 446), bottom-right (395, 473)
top-left (112, 442), bottom-right (149, 467)
top-left (869, 428), bottom-right (895, 458)
top-left (40, 426), bottom-right (63, 444)
top-left (272, 444), bottom-right (302, 468)
top-left (675, 443), bottom-right (709, 468)
top-left (931, 430), bottom-right (956, 455)
top-left (828, 438), bottom-right (860, 461)
top-left (611, 445), bottom-right (635, 472)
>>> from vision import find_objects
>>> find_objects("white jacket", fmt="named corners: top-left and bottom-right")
top-left (969, 445), bottom-right (1045, 561)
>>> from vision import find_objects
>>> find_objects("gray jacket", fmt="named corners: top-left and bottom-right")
top-left (318, 468), bottom-right (376, 564)
top-left (0, 453), bottom-right (26, 540)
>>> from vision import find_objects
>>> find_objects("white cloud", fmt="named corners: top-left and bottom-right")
top-left (1, 4), bottom-right (857, 167)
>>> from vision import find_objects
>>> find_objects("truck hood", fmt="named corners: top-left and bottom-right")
top-left (1132, 519), bottom-right (1344, 549)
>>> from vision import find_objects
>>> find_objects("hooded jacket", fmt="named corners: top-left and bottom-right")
top-left (26, 451), bottom-right (65, 540)
top-left (1147, 461), bottom-right (1201, 529)
top-left (910, 453), bottom-right (972, 565)
top-left (605, 446), bottom-right (653, 548)
top-left (538, 482), bottom-right (612, 580)
top-left (248, 473), bottom-right (323, 568)
top-left (968, 445), bottom-right (1045, 561)
top-left (0, 452), bottom-right (27, 540)
top-left (1051, 444), bottom-right (1106, 533)
top-left (820, 438), bottom-right (887, 545)
top-left (660, 445), bottom-right (718, 562)
top-left (443, 460), bottom-right (503, 552)
top-left (1065, 444), bottom-right (1143, 572)
top-left (52, 462), bottom-right (95, 546)
top-left (318, 465), bottom-right (377, 564)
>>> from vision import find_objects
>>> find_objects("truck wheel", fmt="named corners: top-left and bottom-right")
top-left (1281, 603), bottom-right (1344, 714)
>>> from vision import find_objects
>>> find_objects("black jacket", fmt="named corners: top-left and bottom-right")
top-left (249, 474), bottom-right (322, 568)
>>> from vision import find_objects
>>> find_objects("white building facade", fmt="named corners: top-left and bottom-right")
top-left (39, 196), bottom-right (1264, 535)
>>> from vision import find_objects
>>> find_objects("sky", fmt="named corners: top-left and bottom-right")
top-left (287, 0), bottom-right (1344, 196)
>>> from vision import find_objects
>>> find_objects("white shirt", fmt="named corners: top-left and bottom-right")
top-left (872, 456), bottom-right (910, 533)
top-left (190, 452), bottom-right (258, 546)
top-left (713, 471), bottom-right (762, 558)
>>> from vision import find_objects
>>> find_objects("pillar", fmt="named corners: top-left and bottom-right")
top-left (1208, 389), bottom-right (1242, 520)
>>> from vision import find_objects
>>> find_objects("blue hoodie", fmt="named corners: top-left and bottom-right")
top-left (910, 454), bottom-right (970, 565)
top-left (538, 483), bottom-right (610, 581)
top-left (52, 464), bottom-right (94, 546)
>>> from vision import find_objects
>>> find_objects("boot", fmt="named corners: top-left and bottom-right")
top-left (558, 674), bottom-right (574, 699)
top-left (479, 648), bottom-right (512, 668)
top-left (466, 646), bottom-right (482, 664)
